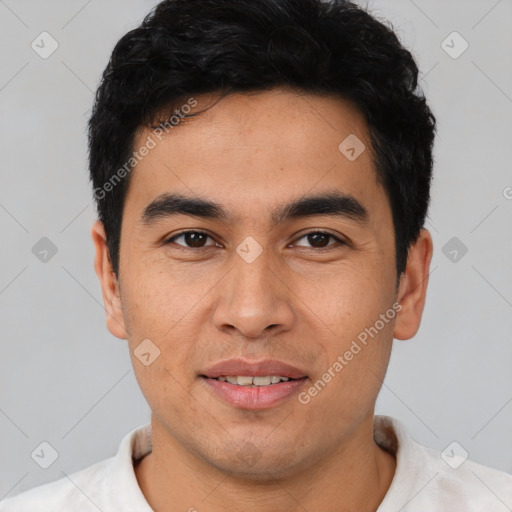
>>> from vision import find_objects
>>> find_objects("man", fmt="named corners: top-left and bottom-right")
top-left (2, 0), bottom-right (510, 510)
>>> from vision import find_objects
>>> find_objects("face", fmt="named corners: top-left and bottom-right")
top-left (93, 87), bottom-right (431, 479)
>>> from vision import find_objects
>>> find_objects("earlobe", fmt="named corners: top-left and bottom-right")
top-left (91, 220), bottom-right (128, 340)
top-left (393, 229), bottom-right (433, 340)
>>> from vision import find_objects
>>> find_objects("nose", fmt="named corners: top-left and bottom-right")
top-left (212, 245), bottom-right (295, 340)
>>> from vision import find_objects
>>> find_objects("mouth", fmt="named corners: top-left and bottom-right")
top-left (210, 375), bottom-right (299, 386)
top-left (200, 359), bottom-right (309, 410)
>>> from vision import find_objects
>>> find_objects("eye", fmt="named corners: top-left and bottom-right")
top-left (293, 231), bottom-right (346, 249)
top-left (165, 230), bottom-right (219, 249)
top-left (165, 230), bottom-right (347, 250)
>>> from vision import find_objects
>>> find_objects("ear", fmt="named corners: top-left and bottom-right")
top-left (394, 228), bottom-right (433, 340)
top-left (91, 220), bottom-right (128, 339)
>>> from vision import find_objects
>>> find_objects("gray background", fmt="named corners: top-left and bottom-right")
top-left (1, 0), bottom-right (511, 499)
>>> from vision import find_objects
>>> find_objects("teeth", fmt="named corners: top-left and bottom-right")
top-left (253, 376), bottom-right (271, 386)
top-left (215, 376), bottom-right (293, 386)
top-left (237, 376), bottom-right (254, 386)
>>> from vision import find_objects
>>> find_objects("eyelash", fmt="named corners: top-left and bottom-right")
top-left (164, 230), bottom-right (348, 250)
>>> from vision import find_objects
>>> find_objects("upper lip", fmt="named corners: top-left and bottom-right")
top-left (201, 359), bottom-right (308, 379)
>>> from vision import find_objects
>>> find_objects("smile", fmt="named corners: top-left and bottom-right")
top-left (201, 375), bottom-right (308, 410)
top-left (215, 375), bottom-right (293, 386)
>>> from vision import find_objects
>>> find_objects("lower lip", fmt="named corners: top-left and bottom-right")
top-left (202, 377), bottom-right (308, 410)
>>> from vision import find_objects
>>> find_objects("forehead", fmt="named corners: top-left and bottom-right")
top-left (126, 88), bottom-right (384, 221)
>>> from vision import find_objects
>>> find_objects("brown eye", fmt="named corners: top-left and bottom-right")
top-left (166, 231), bottom-right (216, 248)
top-left (294, 231), bottom-right (345, 249)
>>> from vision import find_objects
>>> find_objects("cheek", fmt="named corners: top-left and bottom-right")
top-left (122, 258), bottom-right (216, 336)
top-left (301, 315), bottom-right (394, 432)
top-left (310, 259), bottom-right (392, 340)
top-left (119, 267), bottom-right (197, 390)
top-left (304, 258), bottom-right (395, 400)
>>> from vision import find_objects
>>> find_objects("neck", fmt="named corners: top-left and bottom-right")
top-left (134, 413), bottom-right (396, 512)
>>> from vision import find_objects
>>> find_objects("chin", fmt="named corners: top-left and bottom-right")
top-left (202, 437), bottom-right (312, 481)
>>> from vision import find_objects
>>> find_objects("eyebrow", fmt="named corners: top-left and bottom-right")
top-left (139, 191), bottom-right (369, 226)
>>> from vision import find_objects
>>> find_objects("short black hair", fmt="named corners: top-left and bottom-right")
top-left (88, 0), bottom-right (436, 280)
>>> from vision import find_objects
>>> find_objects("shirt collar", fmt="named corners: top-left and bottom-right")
top-left (374, 415), bottom-right (432, 511)
top-left (100, 423), bottom-right (153, 511)
top-left (101, 415), bottom-right (420, 511)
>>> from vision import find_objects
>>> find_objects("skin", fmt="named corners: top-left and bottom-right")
top-left (92, 87), bottom-right (433, 512)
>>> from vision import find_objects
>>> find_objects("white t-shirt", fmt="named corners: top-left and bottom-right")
top-left (1, 415), bottom-right (511, 511)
